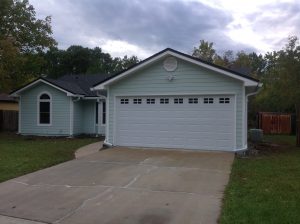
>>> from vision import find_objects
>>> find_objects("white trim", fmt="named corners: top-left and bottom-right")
top-left (105, 87), bottom-right (110, 143)
top-left (11, 79), bottom-right (84, 97)
top-left (69, 97), bottom-right (74, 136)
top-left (97, 101), bottom-right (100, 134)
top-left (37, 91), bottom-right (52, 126)
top-left (234, 145), bottom-right (248, 152)
top-left (233, 94), bottom-right (237, 149)
top-left (242, 85), bottom-right (246, 148)
top-left (92, 50), bottom-right (259, 90)
top-left (114, 92), bottom-right (237, 97)
top-left (84, 96), bottom-right (106, 100)
top-left (18, 96), bottom-right (21, 134)
top-left (113, 95), bottom-right (117, 145)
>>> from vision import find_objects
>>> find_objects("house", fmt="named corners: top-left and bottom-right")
top-left (0, 93), bottom-right (18, 111)
top-left (10, 74), bottom-right (110, 136)
top-left (11, 48), bottom-right (261, 151)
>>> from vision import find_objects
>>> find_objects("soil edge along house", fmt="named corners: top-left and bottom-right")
top-left (11, 48), bottom-right (261, 151)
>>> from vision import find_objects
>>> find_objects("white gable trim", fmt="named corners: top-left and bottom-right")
top-left (10, 79), bottom-right (84, 97)
top-left (92, 50), bottom-right (259, 90)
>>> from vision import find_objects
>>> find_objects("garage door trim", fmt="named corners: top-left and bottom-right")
top-left (112, 93), bottom-right (237, 150)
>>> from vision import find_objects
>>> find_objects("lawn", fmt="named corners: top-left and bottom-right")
top-left (220, 135), bottom-right (300, 224)
top-left (0, 132), bottom-right (99, 183)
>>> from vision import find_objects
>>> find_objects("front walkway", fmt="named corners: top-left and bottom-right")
top-left (74, 141), bottom-right (103, 158)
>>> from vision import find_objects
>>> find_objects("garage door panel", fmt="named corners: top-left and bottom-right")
top-left (115, 95), bottom-right (235, 150)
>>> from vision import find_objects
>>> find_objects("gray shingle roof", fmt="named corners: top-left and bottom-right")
top-left (0, 93), bottom-right (17, 102)
top-left (45, 74), bottom-right (111, 97)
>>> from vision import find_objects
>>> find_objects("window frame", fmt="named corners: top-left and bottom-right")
top-left (133, 98), bottom-right (142, 104)
top-left (219, 97), bottom-right (230, 104)
top-left (37, 92), bottom-right (52, 126)
top-left (203, 97), bottom-right (214, 104)
top-left (160, 98), bottom-right (169, 104)
top-left (174, 98), bottom-right (183, 104)
top-left (120, 98), bottom-right (129, 104)
top-left (188, 98), bottom-right (198, 104)
top-left (146, 98), bottom-right (155, 104)
top-left (101, 101), bottom-right (106, 125)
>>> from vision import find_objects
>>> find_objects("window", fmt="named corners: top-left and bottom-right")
top-left (38, 93), bottom-right (51, 125)
top-left (120, 99), bottom-right (129, 104)
top-left (174, 98), bottom-right (183, 104)
top-left (203, 97), bottom-right (214, 104)
top-left (219, 97), bottom-right (230, 104)
top-left (188, 98), bottom-right (198, 104)
top-left (95, 102), bottom-right (98, 124)
top-left (147, 98), bottom-right (155, 104)
top-left (133, 98), bottom-right (142, 104)
top-left (96, 102), bottom-right (106, 125)
top-left (160, 98), bottom-right (169, 104)
top-left (102, 102), bottom-right (106, 124)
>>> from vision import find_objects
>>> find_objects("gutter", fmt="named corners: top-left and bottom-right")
top-left (72, 96), bottom-right (81, 102)
top-left (246, 83), bottom-right (263, 98)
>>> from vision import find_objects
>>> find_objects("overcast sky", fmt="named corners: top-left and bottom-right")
top-left (31, 0), bottom-right (300, 59)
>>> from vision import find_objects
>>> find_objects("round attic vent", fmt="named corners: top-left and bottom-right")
top-left (163, 57), bottom-right (177, 72)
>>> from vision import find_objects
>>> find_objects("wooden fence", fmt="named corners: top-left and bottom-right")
top-left (258, 112), bottom-right (292, 134)
top-left (0, 110), bottom-right (18, 132)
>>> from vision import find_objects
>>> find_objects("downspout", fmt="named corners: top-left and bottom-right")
top-left (242, 83), bottom-right (263, 150)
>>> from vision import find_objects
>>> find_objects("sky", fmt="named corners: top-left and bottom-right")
top-left (30, 0), bottom-right (300, 59)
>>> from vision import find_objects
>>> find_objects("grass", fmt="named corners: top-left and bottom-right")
top-left (220, 135), bottom-right (300, 224)
top-left (0, 132), bottom-right (99, 183)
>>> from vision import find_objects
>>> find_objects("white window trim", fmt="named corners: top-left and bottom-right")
top-left (37, 91), bottom-right (52, 126)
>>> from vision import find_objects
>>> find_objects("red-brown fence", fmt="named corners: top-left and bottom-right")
top-left (258, 112), bottom-right (292, 134)
top-left (0, 110), bottom-right (18, 132)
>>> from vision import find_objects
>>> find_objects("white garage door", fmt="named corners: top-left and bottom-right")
top-left (115, 95), bottom-right (235, 150)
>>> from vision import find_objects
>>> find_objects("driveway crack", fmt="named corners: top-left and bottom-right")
top-left (53, 187), bottom-right (113, 224)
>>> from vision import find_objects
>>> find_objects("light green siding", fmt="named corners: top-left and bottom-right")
top-left (82, 101), bottom-right (97, 134)
top-left (73, 100), bottom-right (83, 135)
top-left (20, 83), bottom-right (70, 136)
top-left (108, 57), bottom-right (245, 149)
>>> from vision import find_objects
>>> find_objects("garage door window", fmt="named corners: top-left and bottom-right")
top-left (204, 98), bottom-right (214, 104)
top-left (219, 97), bottom-right (230, 104)
top-left (133, 98), bottom-right (142, 104)
top-left (147, 99), bottom-right (155, 104)
top-left (120, 99), bottom-right (129, 104)
top-left (174, 98), bottom-right (183, 104)
top-left (160, 98), bottom-right (169, 104)
top-left (188, 98), bottom-right (198, 104)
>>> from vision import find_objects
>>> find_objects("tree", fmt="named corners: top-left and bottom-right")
top-left (192, 40), bottom-right (216, 62)
top-left (0, 0), bottom-right (56, 92)
top-left (276, 36), bottom-right (300, 145)
top-left (43, 46), bottom-right (140, 78)
top-left (112, 55), bottom-right (140, 73)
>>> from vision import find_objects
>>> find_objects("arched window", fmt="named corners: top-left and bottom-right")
top-left (38, 93), bottom-right (51, 125)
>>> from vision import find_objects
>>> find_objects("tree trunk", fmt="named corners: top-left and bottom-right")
top-left (296, 105), bottom-right (300, 147)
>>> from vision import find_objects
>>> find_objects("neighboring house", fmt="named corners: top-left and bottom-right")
top-left (10, 74), bottom-right (110, 136)
top-left (0, 93), bottom-right (18, 111)
top-left (11, 48), bottom-right (261, 151)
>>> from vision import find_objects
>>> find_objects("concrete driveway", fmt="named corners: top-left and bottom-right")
top-left (0, 147), bottom-right (234, 224)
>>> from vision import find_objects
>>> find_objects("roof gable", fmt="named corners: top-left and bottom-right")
top-left (92, 48), bottom-right (259, 90)
top-left (10, 74), bottom-right (111, 97)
